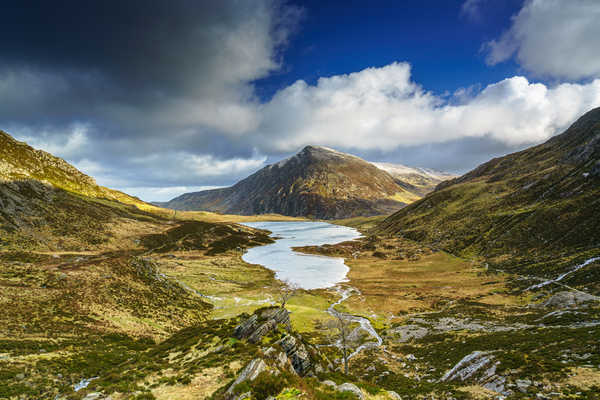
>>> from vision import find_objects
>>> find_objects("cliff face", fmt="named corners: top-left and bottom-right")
top-left (164, 145), bottom-right (422, 219)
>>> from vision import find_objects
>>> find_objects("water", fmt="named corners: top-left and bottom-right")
top-left (240, 221), bottom-right (361, 290)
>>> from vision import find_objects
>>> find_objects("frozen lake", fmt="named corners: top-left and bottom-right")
top-left (240, 221), bottom-right (361, 290)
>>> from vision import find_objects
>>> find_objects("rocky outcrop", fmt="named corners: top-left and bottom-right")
top-left (275, 334), bottom-right (312, 376)
top-left (537, 291), bottom-right (598, 309)
top-left (234, 307), bottom-right (290, 344)
top-left (441, 351), bottom-right (511, 396)
top-left (226, 358), bottom-right (267, 398)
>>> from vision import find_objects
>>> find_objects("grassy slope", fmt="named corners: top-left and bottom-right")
top-left (376, 108), bottom-right (600, 277)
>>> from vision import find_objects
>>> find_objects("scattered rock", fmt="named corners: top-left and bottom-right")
top-left (387, 325), bottom-right (429, 342)
top-left (337, 382), bottom-right (364, 399)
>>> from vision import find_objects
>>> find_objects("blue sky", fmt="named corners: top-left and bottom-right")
top-left (1, 0), bottom-right (600, 201)
top-left (256, 0), bottom-right (523, 100)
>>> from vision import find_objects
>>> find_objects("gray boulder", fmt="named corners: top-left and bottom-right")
top-left (387, 325), bottom-right (429, 342)
top-left (226, 358), bottom-right (267, 397)
top-left (275, 334), bottom-right (312, 376)
top-left (441, 351), bottom-right (510, 396)
top-left (337, 382), bottom-right (364, 399)
top-left (540, 291), bottom-right (597, 309)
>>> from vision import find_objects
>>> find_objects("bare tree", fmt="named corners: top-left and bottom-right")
top-left (326, 312), bottom-right (353, 374)
top-left (277, 280), bottom-right (300, 308)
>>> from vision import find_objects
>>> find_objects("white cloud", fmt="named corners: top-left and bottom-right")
top-left (258, 62), bottom-right (600, 151)
top-left (460, 0), bottom-right (487, 21)
top-left (484, 0), bottom-right (600, 80)
top-left (130, 152), bottom-right (267, 181)
top-left (116, 186), bottom-right (225, 202)
top-left (12, 124), bottom-right (90, 159)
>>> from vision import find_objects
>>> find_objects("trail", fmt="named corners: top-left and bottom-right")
top-left (327, 285), bottom-right (383, 359)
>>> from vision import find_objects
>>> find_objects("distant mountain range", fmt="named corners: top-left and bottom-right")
top-left (378, 106), bottom-right (600, 273)
top-left (160, 145), bottom-right (456, 219)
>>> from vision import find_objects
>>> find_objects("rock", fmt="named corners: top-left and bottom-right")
top-left (387, 325), bottom-right (429, 342)
top-left (516, 379), bottom-right (532, 393)
top-left (15, 373), bottom-right (25, 381)
top-left (233, 392), bottom-right (251, 400)
top-left (539, 291), bottom-right (598, 309)
top-left (226, 358), bottom-right (267, 397)
top-left (277, 351), bottom-right (292, 371)
top-left (387, 390), bottom-right (402, 399)
top-left (275, 334), bottom-right (312, 376)
top-left (234, 308), bottom-right (290, 344)
top-left (337, 382), bottom-right (364, 399)
top-left (406, 354), bottom-right (417, 361)
top-left (234, 314), bottom-right (259, 339)
top-left (322, 380), bottom-right (337, 388)
top-left (248, 319), bottom-right (278, 343)
top-left (441, 351), bottom-right (510, 396)
top-left (82, 394), bottom-right (102, 400)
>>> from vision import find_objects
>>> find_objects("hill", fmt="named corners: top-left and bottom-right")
top-left (164, 145), bottom-right (427, 219)
top-left (0, 130), bottom-right (171, 251)
top-left (377, 107), bottom-right (600, 274)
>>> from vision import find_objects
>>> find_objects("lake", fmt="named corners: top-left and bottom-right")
top-left (240, 221), bottom-right (362, 290)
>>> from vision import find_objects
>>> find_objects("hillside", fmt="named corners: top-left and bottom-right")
top-left (377, 107), bottom-right (600, 274)
top-left (0, 130), bottom-right (170, 251)
top-left (372, 162), bottom-right (457, 195)
top-left (163, 145), bottom-right (423, 219)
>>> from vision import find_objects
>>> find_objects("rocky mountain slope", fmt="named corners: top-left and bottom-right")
top-left (377, 107), bottom-right (600, 274)
top-left (0, 130), bottom-right (166, 251)
top-left (372, 162), bottom-right (457, 196)
top-left (163, 145), bottom-right (425, 219)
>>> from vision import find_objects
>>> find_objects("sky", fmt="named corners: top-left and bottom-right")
top-left (1, 0), bottom-right (600, 201)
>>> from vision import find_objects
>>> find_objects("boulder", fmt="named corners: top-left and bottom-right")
top-left (234, 308), bottom-right (290, 343)
top-left (226, 358), bottom-right (267, 397)
top-left (275, 334), bottom-right (312, 376)
top-left (387, 325), bottom-right (429, 342)
top-left (441, 351), bottom-right (510, 396)
top-left (540, 291), bottom-right (597, 309)
top-left (387, 390), bottom-right (402, 399)
top-left (322, 380), bottom-right (337, 388)
top-left (337, 383), bottom-right (364, 399)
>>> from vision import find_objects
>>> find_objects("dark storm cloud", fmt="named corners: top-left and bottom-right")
top-left (0, 0), bottom-right (303, 199)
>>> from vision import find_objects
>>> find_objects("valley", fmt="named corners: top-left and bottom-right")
top-left (1, 108), bottom-right (600, 400)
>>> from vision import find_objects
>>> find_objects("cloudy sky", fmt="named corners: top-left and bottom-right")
top-left (2, 0), bottom-right (600, 201)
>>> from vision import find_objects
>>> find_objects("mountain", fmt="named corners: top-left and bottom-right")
top-left (163, 145), bottom-right (426, 219)
top-left (371, 162), bottom-right (457, 196)
top-left (0, 130), bottom-right (165, 250)
top-left (377, 107), bottom-right (600, 273)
